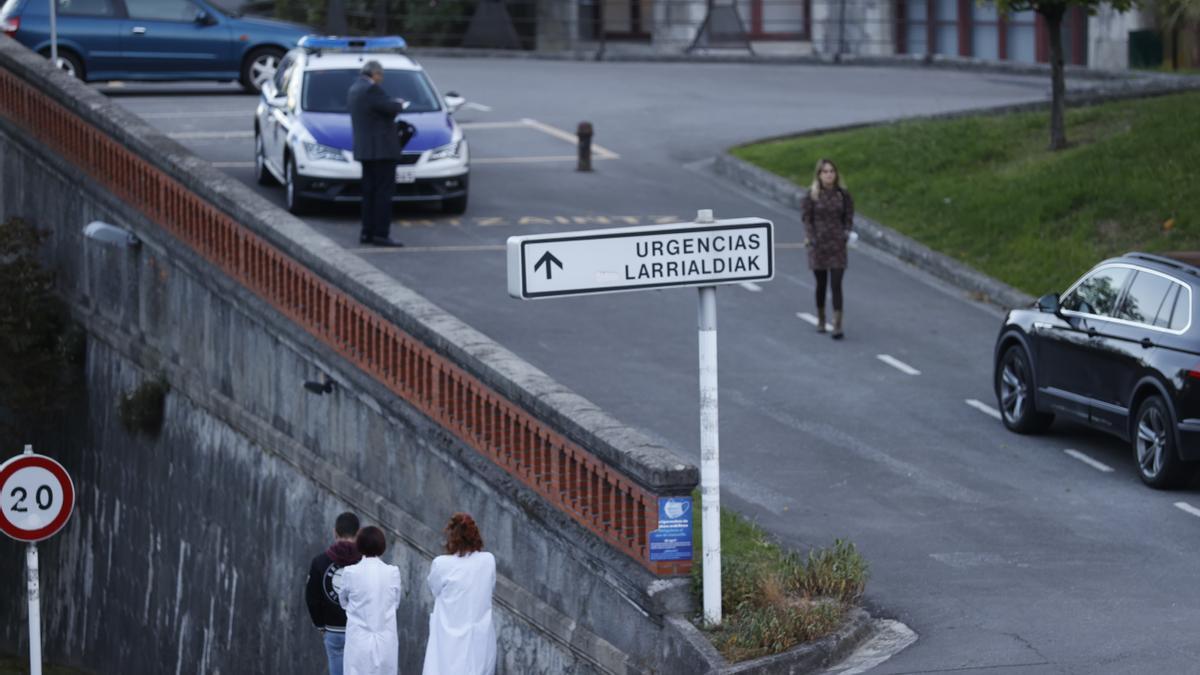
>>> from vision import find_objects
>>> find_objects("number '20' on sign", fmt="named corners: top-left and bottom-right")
top-left (0, 453), bottom-right (75, 543)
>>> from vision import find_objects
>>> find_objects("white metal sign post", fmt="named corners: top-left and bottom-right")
top-left (693, 210), bottom-right (722, 625)
top-left (508, 210), bottom-right (773, 625)
top-left (0, 445), bottom-right (76, 675)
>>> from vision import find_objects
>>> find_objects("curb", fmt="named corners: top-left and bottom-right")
top-left (667, 607), bottom-right (876, 674)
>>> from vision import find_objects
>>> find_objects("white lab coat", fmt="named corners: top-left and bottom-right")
top-left (339, 556), bottom-right (403, 675)
top-left (421, 551), bottom-right (497, 675)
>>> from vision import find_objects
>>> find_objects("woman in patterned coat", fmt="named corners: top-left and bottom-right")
top-left (801, 158), bottom-right (854, 339)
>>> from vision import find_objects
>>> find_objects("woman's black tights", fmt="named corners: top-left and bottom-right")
top-left (813, 269), bottom-right (844, 311)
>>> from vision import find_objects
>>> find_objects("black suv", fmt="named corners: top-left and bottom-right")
top-left (994, 252), bottom-right (1200, 488)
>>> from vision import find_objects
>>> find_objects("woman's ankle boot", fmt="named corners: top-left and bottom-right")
top-left (832, 311), bottom-right (844, 340)
top-left (816, 308), bottom-right (827, 333)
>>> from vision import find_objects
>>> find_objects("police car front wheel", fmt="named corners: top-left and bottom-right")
top-left (285, 157), bottom-right (311, 215)
top-left (255, 132), bottom-right (277, 187)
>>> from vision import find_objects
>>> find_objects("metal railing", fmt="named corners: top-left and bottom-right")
top-left (0, 64), bottom-right (691, 576)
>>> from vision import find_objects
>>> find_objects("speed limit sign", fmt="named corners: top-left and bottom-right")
top-left (0, 452), bottom-right (74, 543)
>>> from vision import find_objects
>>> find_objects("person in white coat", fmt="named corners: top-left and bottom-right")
top-left (339, 526), bottom-right (403, 675)
top-left (422, 513), bottom-right (497, 675)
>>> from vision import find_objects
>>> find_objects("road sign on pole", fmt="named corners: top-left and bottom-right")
top-left (507, 210), bottom-right (771, 625)
top-left (506, 217), bottom-right (773, 299)
top-left (1, 445), bottom-right (75, 675)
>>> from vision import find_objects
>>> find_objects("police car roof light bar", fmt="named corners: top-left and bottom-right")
top-left (297, 35), bottom-right (408, 54)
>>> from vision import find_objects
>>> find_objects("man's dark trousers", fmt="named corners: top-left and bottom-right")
top-left (360, 160), bottom-right (396, 241)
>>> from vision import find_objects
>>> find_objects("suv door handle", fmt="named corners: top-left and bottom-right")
top-left (131, 26), bottom-right (147, 34)
top-left (1141, 337), bottom-right (1154, 349)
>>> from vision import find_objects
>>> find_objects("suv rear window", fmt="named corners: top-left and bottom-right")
top-left (1116, 271), bottom-right (1174, 325)
top-left (1062, 266), bottom-right (1131, 317)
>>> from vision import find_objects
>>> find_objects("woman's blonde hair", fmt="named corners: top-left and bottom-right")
top-left (809, 158), bottom-right (846, 200)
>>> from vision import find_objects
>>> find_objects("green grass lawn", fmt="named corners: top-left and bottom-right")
top-left (733, 92), bottom-right (1200, 295)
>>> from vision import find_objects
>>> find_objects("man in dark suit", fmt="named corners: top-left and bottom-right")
top-left (347, 60), bottom-right (406, 247)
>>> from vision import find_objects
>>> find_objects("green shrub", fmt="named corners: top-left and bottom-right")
top-left (691, 494), bottom-right (870, 663)
top-left (0, 217), bottom-right (80, 434)
top-left (794, 539), bottom-right (869, 604)
top-left (710, 599), bottom-right (846, 662)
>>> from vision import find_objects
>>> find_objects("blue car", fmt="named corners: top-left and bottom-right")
top-left (0, 0), bottom-right (309, 92)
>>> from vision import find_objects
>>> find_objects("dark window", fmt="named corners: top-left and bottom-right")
top-left (124, 0), bottom-right (197, 21)
top-left (1161, 283), bottom-right (1190, 329)
top-left (1061, 267), bottom-right (1131, 317)
top-left (302, 69), bottom-right (441, 113)
top-left (55, 0), bottom-right (116, 17)
top-left (1116, 271), bottom-right (1175, 325)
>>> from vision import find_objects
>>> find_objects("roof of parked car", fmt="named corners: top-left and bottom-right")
top-left (1120, 252), bottom-right (1200, 280)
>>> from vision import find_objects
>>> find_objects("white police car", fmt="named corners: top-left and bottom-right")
top-left (254, 36), bottom-right (469, 215)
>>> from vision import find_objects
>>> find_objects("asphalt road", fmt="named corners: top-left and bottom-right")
top-left (107, 60), bottom-right (1200, 674)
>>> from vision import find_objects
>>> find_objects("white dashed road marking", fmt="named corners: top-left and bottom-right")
top-left (1175, 502), bottom-right (1200, 518)
top-left (964, 398), bottom-right (1001, 420)
top-left (796, 312), bottom-right (831, 331)
top-left (877, 354), bottom-right (920, 376)
top-left (739, 282), bottom-right (762, 292)
top-left (463, 102), bottom-right (493, 112)
top-left (1063, 449), bottom-right (1115, 473)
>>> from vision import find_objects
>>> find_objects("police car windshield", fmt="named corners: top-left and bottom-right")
top-left (302, 70), bottom-right (441, 114)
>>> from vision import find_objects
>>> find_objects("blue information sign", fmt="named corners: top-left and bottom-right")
top-left (649, 496), bottom-right (693, 562)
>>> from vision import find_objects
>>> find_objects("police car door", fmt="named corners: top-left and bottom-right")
top-left (262, 53), bottom-right (295, 175)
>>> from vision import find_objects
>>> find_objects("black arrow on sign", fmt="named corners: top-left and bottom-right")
top-left (534, 251), bottom-right (563, 280)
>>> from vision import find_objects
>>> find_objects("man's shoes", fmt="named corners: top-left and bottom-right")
top-left (359, 236), bottom-right (404, 247)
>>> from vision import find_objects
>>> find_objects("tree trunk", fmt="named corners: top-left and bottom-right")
top-left (1046, 8), bottom-right (1067, 151)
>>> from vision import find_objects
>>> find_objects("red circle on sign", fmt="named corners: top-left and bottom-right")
top-left (0, 455), bottom-right (75, 542)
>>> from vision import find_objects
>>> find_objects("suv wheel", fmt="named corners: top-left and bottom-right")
top-left (996, 344), bottom-right (1053, 433)
top-left (240, 47), bottom-right (283, 94)
top-left (1133, 396), bottom-right (1191, 489)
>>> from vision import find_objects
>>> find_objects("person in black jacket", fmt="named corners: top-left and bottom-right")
top-left (347, 60), bottom-right (407, 247)
top-left (306, 512), bottom-right (363, 675)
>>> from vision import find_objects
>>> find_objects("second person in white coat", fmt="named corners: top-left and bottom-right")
top-left (339, 526), bottom-right (403, 675)
top-left (422, 513), bottom-right (497, 675)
